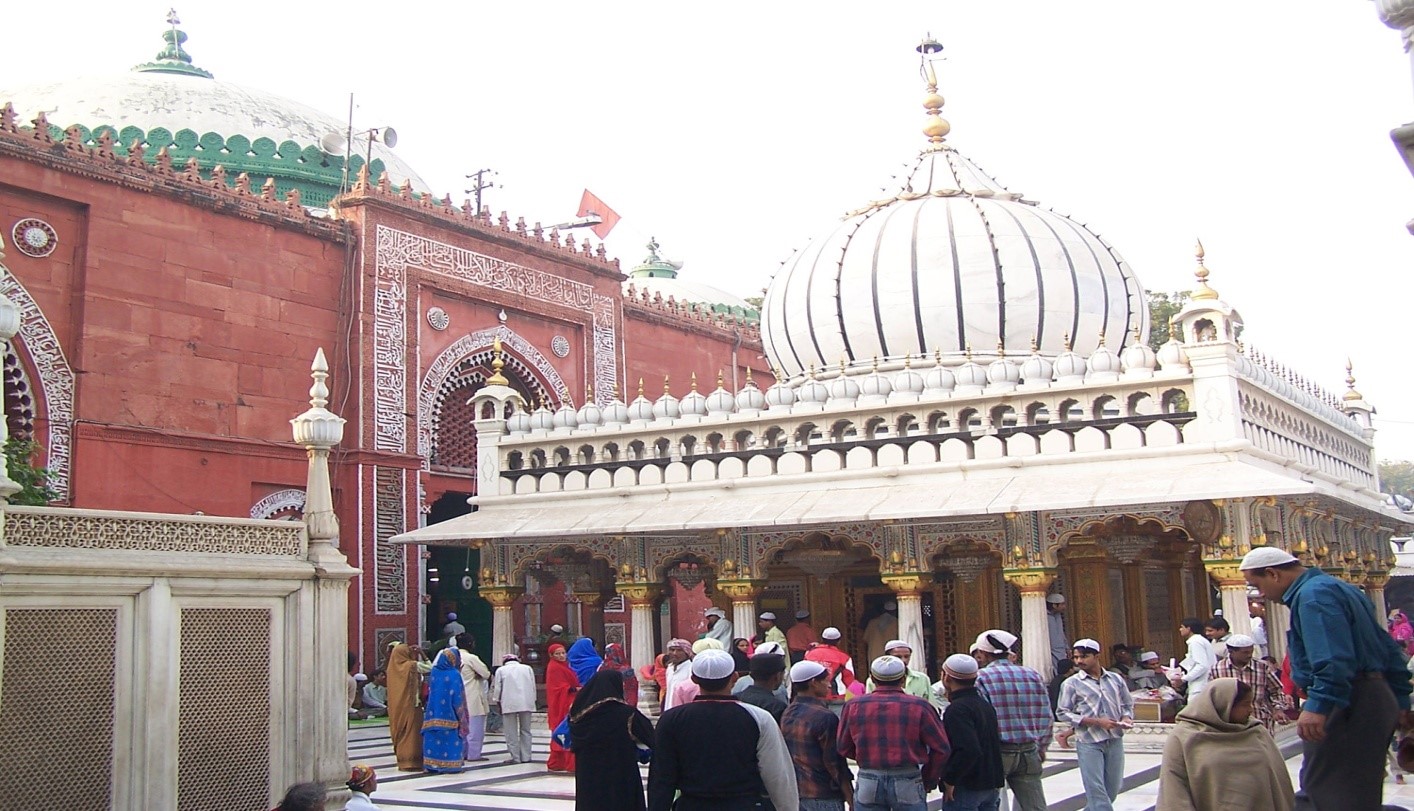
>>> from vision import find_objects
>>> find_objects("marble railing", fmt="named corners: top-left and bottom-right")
top-left (2, 505), bottom-right (307, 556)
top-left (491, 371), bottom-right (1199, 496)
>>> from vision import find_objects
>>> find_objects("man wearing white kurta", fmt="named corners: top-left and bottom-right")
top-left (490, 653), bottom-right (537, 763)
top-left (660, 638), bottom-right (694, 711)
top-left (1172, 617), bottom-right (1216, 698)
top-left (703, 607), bottom-right (734, 649)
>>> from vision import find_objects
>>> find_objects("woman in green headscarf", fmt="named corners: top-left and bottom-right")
top-left (1157, 676), bottom-right (1293, 811)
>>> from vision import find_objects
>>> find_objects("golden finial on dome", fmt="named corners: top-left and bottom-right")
top-left (809, 362), bottom-right (818, 379)
top-left (690, 372), bottom-right (699, 392)
top-left (904, 354), bottom-right (913, 369)
top-left (1097, 330), bottom-right (1107, 347)
top-left (839, 356), bottom-right (848, 374)
top-left (872, 356), bottom-right (880, 372)
top-left (965, 343), bottom-right (973, 360)
top-left (487, 337), bottom-right (509, 385)
top-left (1030, 335), bottom-right (1039, 352)
top-left (934, 347), bottom-right (943, 364)
top-left (1344, 358), bottom-right (1364, 402)
top-left (585, 383), bottom-right (594, 403)
top-left (716, 370), bottom-right (725, 389)
top-left (996, 341), bottom-right (1005, 357)
top-left (663, 375), bottom-right (671, 394)
top-left (916, 35), bottom-right (949, 148)
top-left (1063, 333), bottom-right (1072, 351)
top-left (745, 366), bottom-right (755, 384)
top-left (1192, 239), bottom-right (1219, 301)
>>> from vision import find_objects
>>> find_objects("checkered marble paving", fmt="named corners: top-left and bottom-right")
top-left (347, 722), bottom-right (1409, 810)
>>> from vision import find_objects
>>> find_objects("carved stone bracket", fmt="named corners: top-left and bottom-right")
top-left (1202, 560), bottom-right (1247, 588)
top-left (716, 578), bottom-right (764, 602)
top-left (480, 586), bottom-right (524, 608)
top-left (615, 582), bottom-right (662, 606)
top-left (1002, 567), bottom-right (1058, 594)
top-left (882, 572), bottom-right (929, 595)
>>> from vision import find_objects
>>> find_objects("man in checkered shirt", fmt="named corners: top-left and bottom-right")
top-left (973, 629), bottom-right (1053, 811)
top-left (1210, 633), bottom-right (1290, 733)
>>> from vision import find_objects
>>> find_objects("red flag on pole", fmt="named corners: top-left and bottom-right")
top-left (578, 189), bottom-right (621, 240)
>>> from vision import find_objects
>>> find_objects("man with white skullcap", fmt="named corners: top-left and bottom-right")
top-left (1130, 651), bottom-right (1167, 690)
top-left (786, 609), bottom-right (819, 664)
top-left (703, 606), bottom-right (735, 649)
top-left (441, 611), bottom-right (466, 638)
top-left (865, 639), bottom-right (939, 711)
top-left (939, 653), bottom-right (1005, 809)
top-left (1045, 594), bottom-right (1069, 673)
top-left (805, 627), bottom-right (857, 700)
top-left (838, 655), bottom-right (951, 806)
top-left (863, 601), bottom-right (900, 664)
top-left (647, 649), bottom-right (798, 811)
top-left (756, 611), bottom-right (787, 647)
top-left (972, 630), bottom-right (1051, 811)
top-left (781, 660), bottom-right (853, 810)
top-left (1057, 638), bottom-right (1133, 811)
top-left (731, 641), bottom-right (791, 704)
top-left (1211, 632), bottom-right (1290, 733)
top-left (1241, 545), bottom-right (1413, 809)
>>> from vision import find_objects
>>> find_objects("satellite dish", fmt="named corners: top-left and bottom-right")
top-left (319, 131), bottom-right (348, 155)
top-left (381, 127), bottom-right (398, 149)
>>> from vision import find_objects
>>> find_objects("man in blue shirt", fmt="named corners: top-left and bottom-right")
top-left (1241, 546), bottom-right (1413, 810)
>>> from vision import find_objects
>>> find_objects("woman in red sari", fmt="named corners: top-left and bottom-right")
top-left (545, 642), bottom-right (579, 772)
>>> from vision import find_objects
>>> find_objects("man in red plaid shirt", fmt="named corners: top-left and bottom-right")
top-left (838, 655), bottom-right (951, 810)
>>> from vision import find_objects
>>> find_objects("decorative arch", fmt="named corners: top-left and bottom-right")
top-left (757, 529), bottom-right (886, 577)
top-left (417, 326), bottom-right (566, 463)
top-left (512, 543), bottom-right (618, 585)
top-left (249, 488), bottom-right (306, 520)
top-left (0, 265), bottom-right (75, 501)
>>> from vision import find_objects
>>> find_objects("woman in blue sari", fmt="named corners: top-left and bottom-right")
top-left (566, 638), bottom-right (602, 685)
top-left (422, 647), bottom-right (467, 773)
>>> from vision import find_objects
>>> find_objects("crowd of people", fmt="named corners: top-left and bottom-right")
top-left (297, 550), bottom-right (1414, 811)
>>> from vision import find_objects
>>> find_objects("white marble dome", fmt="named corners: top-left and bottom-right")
top-left (0, 24), bottom-right (430, 202)
top-left (761, 147), bottom-right (1149, 378)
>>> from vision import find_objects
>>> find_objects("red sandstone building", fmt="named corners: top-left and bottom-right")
top-left (0, 24), bottom-right (766, 669)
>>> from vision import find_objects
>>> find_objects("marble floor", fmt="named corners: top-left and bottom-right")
top-left (348, 721), bottom-right (1413, 810)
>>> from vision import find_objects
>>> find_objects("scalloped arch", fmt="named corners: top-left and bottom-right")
top-left (0, 265), bottom-right (74, 501)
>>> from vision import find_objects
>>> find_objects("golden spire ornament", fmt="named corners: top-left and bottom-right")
top-left (486, 337), bottom-right (509, 385)
top-left (916, 35), bottom-right (949, 148)
top-left (1192, 239), bottom-right (1219, 301)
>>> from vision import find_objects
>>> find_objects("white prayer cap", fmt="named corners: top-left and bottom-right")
top-left (869, 655), bottom-right (907, 681)
top-left (968, 640), bottom-right (983, 653)
top-left (1072, 638), bottom-right (1101, 653)
top-left (1226, 634), bottom-right (1256, 649)
top-left (1138, 651), bottom-right (1159, 663)
top-left (821, 627), bottom-right (842, 641)
top-left (884, 639), bottom-right (911, 653)
top-left (884, 601), bottom-right (898, 611)
top-left (693, 638), bottom-right (725, 654)
top-left (974, 630), bottom-right (1018, 655)
top-left (943, 654), bottom-right (979, 679)
top-left (790, 660), bottom-right (828, 683)
top-left (704, 607), bottom-right (725, 618)
top-left (550, 624), bottom-right (565, 633)
top-left (1239, 547), bottom-right (1298, 570)
top-left (502, 653), bottom-right (520, 662)
top-left (1046, 594), bottom-right (1066, 604)
top-left (759, 612), bottom-right (777, 621)
top-left (795, 610), bottom-right (811, 620)
top-left (447, 612), bottom-right (458, 621)
top-left (754, 641), bottom-right (785, 656)
top-left (691, 649), bottom-right (736, 679)
top-left (354, 672), bottom-right (369, 682)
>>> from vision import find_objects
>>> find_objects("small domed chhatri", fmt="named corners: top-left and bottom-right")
top-left (761, 37), bottom-right (1148, 379)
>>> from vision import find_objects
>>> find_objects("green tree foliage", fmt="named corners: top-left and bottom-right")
top-left (3, 437), bottom-right (58, 506)
top-left (1380, 460), bottom-right (1414, 499)
top-left (1147, 291), bottom-right (1191, 352)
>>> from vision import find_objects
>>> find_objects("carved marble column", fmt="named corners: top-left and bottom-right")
top-left (1003, 567), bottom-right (1058, 679)
top-left (883, 572), bottom-right (929, 670)
top-left (481, 586), bottom-right (524, 663)
top-left (617, 581), bottom-right (662, 716)
top-left (1366, 571), bottom-right (1390, 621)
top-left (1204, 560), bottom-right (1253, 637)
top-left (718, 578), bottom-right (764, 645)
top-left (1266, 602), bottom-right (1291, 662)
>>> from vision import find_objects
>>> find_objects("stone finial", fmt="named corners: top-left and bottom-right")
top-left (1192, 238), bottom-right (1219, 300)
top-left (486, 337), bottom-right (509, 386)
top-left (1343, 358), bottom-right (1364, 402)
top-left (261, 177), bottom-right (278, 201)
top-left (0, 103), bottom-right (16, 133)
top-left (291, 348), bottom-right (345, 547)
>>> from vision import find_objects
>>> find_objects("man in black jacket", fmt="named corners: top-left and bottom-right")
top-left (939, 653), bottom-right (1005, 810)
top-left (739, 652), bottom-right (788, 723)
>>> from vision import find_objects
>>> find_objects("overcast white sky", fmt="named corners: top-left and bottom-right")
top-left (5, 3), bottom-right (1414, 461)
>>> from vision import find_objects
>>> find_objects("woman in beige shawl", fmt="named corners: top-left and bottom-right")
top-left (1158, 677), bottom-right (1293, 811)
top-left (385, 642), bottom-right (425, 771)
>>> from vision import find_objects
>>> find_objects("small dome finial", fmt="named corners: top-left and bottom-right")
top-left (1344, 358), bottom-right (1364, 402)
top-left (690, 372), bottom-right (699, 392)
top-left (133, 9), bottom-right (215, 78)
top-left (637, 377), bottom-right (645, 397)
top-left (1192, 238), bottom-right (1220, 300)
top-left (917, 35), bottom-right (950, 148)
top-left (486, 337), bottom-right (509, 386)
